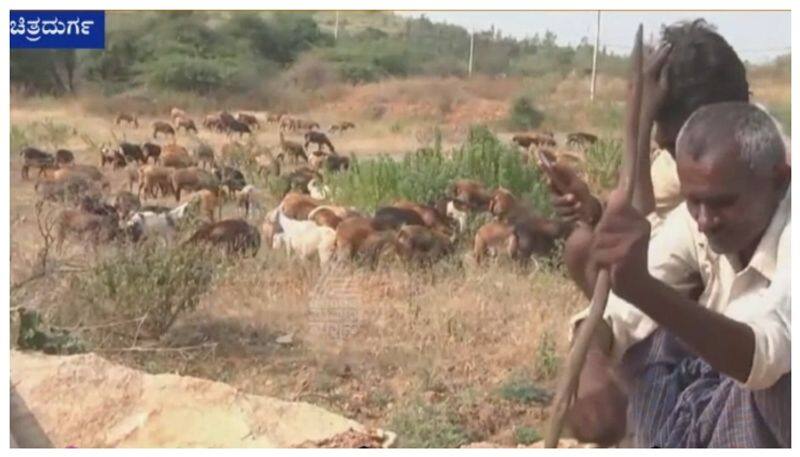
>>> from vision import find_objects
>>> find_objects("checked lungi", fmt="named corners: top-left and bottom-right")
top-left (619, 328), bottom-right (790, 448)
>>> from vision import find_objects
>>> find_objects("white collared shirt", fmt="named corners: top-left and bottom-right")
top-left (570, 189), bottom-right (791, 390)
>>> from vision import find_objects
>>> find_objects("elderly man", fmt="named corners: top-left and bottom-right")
top-left (550, 20), bottom-right (753, 295)
top-left (565, 102), bottom-right (790, 447)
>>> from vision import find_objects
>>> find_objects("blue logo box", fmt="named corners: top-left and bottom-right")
top-left (11, 10), bottom-right (105, 49)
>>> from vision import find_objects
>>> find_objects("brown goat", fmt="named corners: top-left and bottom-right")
top-left (448, 179), bottom-right (492, 211)
top-left (55, 208), bottom-right (119, 252)
top-left (137, 165), bottom-right (174, 199)
top-left (473, 221), bottom-right (516, 265)
top-left (161, 144), bottom-right (196, 169)
top-left (334, 216), bottom-right (396, 265)
top-left (394, 224), bottom-right (453, 265)
top-left (115, 112), bottom-right (139, 127)
top-left (171, 167), bottom-right (219, 202)
top-left (174, 116), bottom-right (198, 133)
top-left (185, 219), bottom-right (261, 257)
top-left (152, 121), bottom-right (176, 139)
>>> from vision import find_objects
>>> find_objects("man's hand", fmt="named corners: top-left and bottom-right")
top-left (566, 349), bottom-right (628, 446)
top-left (543, 161), bottom-right (602, 225)
top-left (641, 43), bottom-right (672, 121)
top-left (590, 188), bottom-right (652, 303)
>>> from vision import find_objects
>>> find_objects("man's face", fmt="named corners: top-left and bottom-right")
top-left (677, 139), bottom-right (782, 257)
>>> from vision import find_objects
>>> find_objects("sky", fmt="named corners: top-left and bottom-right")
top-left (396, 11), bottom-right (791, 63)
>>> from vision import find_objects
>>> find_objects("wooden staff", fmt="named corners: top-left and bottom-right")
top-left (545, 24), bottom-right (645, 448)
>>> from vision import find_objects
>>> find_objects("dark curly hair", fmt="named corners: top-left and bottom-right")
top-left (658, 19), bottom-right (750, 125)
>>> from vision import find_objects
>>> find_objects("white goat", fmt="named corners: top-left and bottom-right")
top-left (126, 211), bottom-right (176, 243)
top-left (307, 178), bottom-right (330, 200)
top-left (446, 200), bottom-right (469, 233)
top-left (126, 200), bottom-right (197, 243)
top-left (275, 210), bottom-right (336, 265)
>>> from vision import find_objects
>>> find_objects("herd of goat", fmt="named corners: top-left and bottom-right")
top-left (16, 107), bottom-right (598, 269)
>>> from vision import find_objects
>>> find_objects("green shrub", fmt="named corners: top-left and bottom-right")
top-left (535, 331), bottom-right (559, 380)
top-left (584, 138), bottom-right (622, 193)
top-left (327, 126), bottom-right (552, 215)
top-left (67, 244), bottom-right (221, 338)
top-left (508, 96), bottom-right (545, 130)
top-left (498, 371), bottom-right (552, 405)
top-left (514, 426), bottom-right (541, 446)
top-left (389, 400), bottom-right (470, 448)
top-left (11, 124), bottom-right (30, 154)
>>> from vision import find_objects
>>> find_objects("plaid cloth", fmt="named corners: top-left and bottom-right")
top-left (619, 328), bottom-right (791, 448)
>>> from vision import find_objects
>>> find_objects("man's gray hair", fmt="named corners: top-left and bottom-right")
top-left (676, 102), bottom-right (786, 175)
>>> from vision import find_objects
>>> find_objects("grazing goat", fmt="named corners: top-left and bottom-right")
top-left (448, 179), bottom-right (492, 212)
top-left (161, 144), bottom-right (196, 169)
top-left (19, 147), bottom-right (55, 179)
top-left (203, 114), bottom-right (224, 132)
top-left (445, 199), bottom-right (469, 233)
top-left (213, 166), bottom-right (246, 194)
top-left (392, 200), bottom-right (454, 238)
top-left (114, 190), bottom-right (141, 220)
top-left (307, 206), bottom-right (343, 230)
top-left (227, 119), bottom-right (251, 138)
top-left (283, 167), bottom-right (320, 196)
top-left (36, 173), bottom-right (100, 204)
top-left (55, 149), bottom-right (75, 167)
top-left (152, 121), bottom-right (176, 139)
top-left (512, 133), bottom-right (556, 149)
top-left (473, 221), bottom-right (516, 265)
top-left (174, 116), bottom-right (198, 134)
top-left (304, 131), bottom-right (336, 154)
top-left (45, 164), bottom-right (109, 190)
top-left (279, 191), bottom-right (324, 220)
top-left (115, 113), bottom-right (139, 127)
top-left (394, 224), bottom-right (453, 265)
top-left (55, 208), bottom-right (119, 252)
top-left (171, 167), bottom-right (219, 202)
top-left (330, 121), bottom-right (356, 134)
top-left (100, 145), bottom-right (126, 169)
top-left (486, 188), bottom-right (569, 265)
top-left (237, 113), bottom-right (260, 130)
top-left (193, 143), bottom-right (216, 169)
top-left (143, 142), bottom-right (162, 164)
top-left (255, 153), bottom-right (282, 178)
top-left (185, 219), bottom-right (261, 257)
top-left (170, 107), bottom-right (187, 123)
top-left (372, 207), bottom-right (426, 231)
top-left (125, 211), bottom-right (176, 243)
top-left (235, 185), bottom-right (260, 218)
top-left (566, 132), bottom-right (598, 148)
top-left (279, 131), bottom-right (307, 163)
top-left (119, 142), bottom-right (146, 165)
top-left (273, 211), bottom-right (337, 265)
top-left (334, 216), bottom-right (397, 265)
top-left (125, 200), bottom-right (197, 243)
top-left (137, 165), bottom-right (174, 199)
top-left (307, 178), bottom-right (330, 200)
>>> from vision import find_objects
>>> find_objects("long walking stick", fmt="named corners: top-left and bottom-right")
top-left (545, 25), bottom-right (645, 448)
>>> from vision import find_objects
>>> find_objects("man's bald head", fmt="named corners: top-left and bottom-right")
top-left (676, 102), bottom-right (786, 177)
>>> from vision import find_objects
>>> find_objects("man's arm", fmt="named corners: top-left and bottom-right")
top-left (631, 275), bottom-right (755, 383)
top-left (594, 189), bottom-right (756, 383)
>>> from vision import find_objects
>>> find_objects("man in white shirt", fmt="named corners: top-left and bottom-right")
top-left (565, 102), bottom-right (790, 447)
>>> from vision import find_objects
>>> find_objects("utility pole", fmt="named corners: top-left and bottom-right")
top-left (590, 11), bottom-right (601, 101)
top-left (468, 28), bottom-right (475, 77)
top-left (334, 11), bottom-right (339, 40)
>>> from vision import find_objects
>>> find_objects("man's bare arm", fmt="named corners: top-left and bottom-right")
top-left (631, 275), bottom-right (755, 383)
